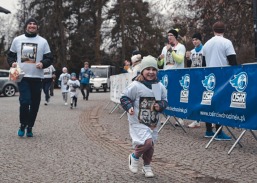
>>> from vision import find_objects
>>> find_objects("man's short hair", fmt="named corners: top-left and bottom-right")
top-left (212, 21), bottom-right (225, 33)
top-left (84, 62), bottom-right (89, 65)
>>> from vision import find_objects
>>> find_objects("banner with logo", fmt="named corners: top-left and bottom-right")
top-left (158, 64), bottom-right (257, 130)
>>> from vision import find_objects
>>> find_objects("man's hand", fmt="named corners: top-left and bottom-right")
top-left (36, 62), bottom-right (43, 69)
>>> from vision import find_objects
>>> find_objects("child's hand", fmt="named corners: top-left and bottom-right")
top-left (128, 107), bottom-right (134, 115)
top-left (153, 103), bottom-right (160, 111)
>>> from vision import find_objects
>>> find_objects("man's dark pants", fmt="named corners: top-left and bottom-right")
top-left (18, 78), bottom-right (42, 128)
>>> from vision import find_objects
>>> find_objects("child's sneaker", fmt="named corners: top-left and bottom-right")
top-left (142, 165), bottom-right (154, 178)
top-left (204, 131), bottom-right (215, 138)
top-left (26, 127), bottom-right (33, 137)
top-left (188, 121), bottom-right (200, 128)
top-left (70, 103), bottom-right (73, 109)
top-left (129, 153), bottom-right (139, 173)
top-left (215, 131), bottom-right (232, 141)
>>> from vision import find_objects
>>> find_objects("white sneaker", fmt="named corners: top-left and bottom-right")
top-left (175, 118), bottom-right (184, 126)
top-left (142, 165), bottom-right (154, 178)
top-left (129, 153), bottom-right (139, 173)
top-left (188, 121), bottom-right (200, 128)
top-left (65, 103), bottom-right (68, 105)
top-left (44, 101), bottom-right (48, 105)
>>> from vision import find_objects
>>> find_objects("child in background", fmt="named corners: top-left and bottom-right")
top-left (58, 67), bottom-right (70, 105)
top-left (120, 55), bottom-right (168, 178)
top-left (67, 73), bottom-right (80, 109)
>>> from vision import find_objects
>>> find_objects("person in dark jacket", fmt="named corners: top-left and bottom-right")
top-left (7, 18), bottom-right (53, 137)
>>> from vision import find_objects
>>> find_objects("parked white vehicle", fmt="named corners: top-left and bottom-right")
top-left (89, 65), bottom-right (115, 92)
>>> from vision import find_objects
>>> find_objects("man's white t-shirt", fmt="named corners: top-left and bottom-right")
top-left (203, 35), bottom-right (236, 67)
top-left (10, 34), bottom-right (51, 78)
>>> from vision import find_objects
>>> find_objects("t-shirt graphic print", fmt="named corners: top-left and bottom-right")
top-left (21, 43), bottom-right (37, 63)
top-left (138, 97), bottom-right (159, 128)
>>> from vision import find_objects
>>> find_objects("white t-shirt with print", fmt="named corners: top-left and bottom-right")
top-left (43, 65), bottom-right (55, 79)
top-left (9, 34), bottom-right (51, 78)
top-left (59, 73), bottom-right (70, 93)
top-left (190, 47), bottom-right (204, 67)
top-left (161, 42), bottom-right (186, 69)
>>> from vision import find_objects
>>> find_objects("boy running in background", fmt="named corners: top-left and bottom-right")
top-left (67, 73), bottom-right (80, 109)
top-left (58, 67), bottom-right (70, 105)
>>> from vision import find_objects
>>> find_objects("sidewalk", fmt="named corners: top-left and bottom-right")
top-left (0, 90), bottom-right (256, 182)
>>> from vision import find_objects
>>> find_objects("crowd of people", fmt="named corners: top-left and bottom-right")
top-left (7, 17), bottom-right (237, 178)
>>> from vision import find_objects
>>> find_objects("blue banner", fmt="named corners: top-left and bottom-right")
top-left (158, 64), bottom-right (257, 130)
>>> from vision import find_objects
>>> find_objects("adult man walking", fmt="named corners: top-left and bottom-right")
top-left (7, 18), bottom-right (53, 137)
top-left (202, 21), bottom-right (237, 140)
top-left (79, 62), bottom-right (94, 100)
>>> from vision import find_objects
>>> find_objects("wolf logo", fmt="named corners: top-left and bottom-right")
top-left (179, 74), bottom-right (190, 90)
top-left (202, 73), bottom-right (216, 91)
top-left (229, 72), bottom-right (248, 92)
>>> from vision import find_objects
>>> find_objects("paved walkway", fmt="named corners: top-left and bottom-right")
top-left (0, 90), bottom-right (256, 183)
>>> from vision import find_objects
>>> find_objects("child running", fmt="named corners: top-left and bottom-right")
top-left (58, 67), bottom-right (70, 105)
top-left (120, 55), bottom-right (168, 178)
top-left (67, 73), bottom-right (80, 109)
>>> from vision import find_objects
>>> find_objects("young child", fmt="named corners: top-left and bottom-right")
top-left (120, 55), bottom-right (168, 178)
top-left (67, 73), bottom-right (80, 109)
top-left (58, 67), bottom-right (70, 105)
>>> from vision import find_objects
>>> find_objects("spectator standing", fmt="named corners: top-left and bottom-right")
top-left (186, 33), bottom-right (206, 128)
top-left (7, 17), bottom-right (53, 137)
top-left (43, 64), bottom-right (55, 105)
top-left (160, 29), bottom-right (186, 126)
top-left (79, 62), bottom-right (94, 100)
top-left (58, 67), bottom-right (70, 105)
top-left (130, 54), bottom-right (142, 77)
top-left (202, 21), bottom-right (237, 140)
top-left (120, 55), bottom-right (168, 178)
top-left (121, 60), bottom-right (132, 73)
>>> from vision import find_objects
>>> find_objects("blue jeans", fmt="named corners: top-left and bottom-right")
top-left (18, 78), bottom-right (42, 128)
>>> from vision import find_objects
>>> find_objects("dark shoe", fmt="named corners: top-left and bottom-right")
top-left (83, 96), bottom-right (86, 100)
top-left (18, 129), bottom-right (25, 137)
top-left (17, 125), bottom-right (26, 137)
top-left (204, 131), bottom-right (215, 138)
top-left (215, 131), bottom-right (232, 141)
top-left (26, 127), bottom-right (33, 137)
top-left (86, 97), bottom-right (88, 101)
